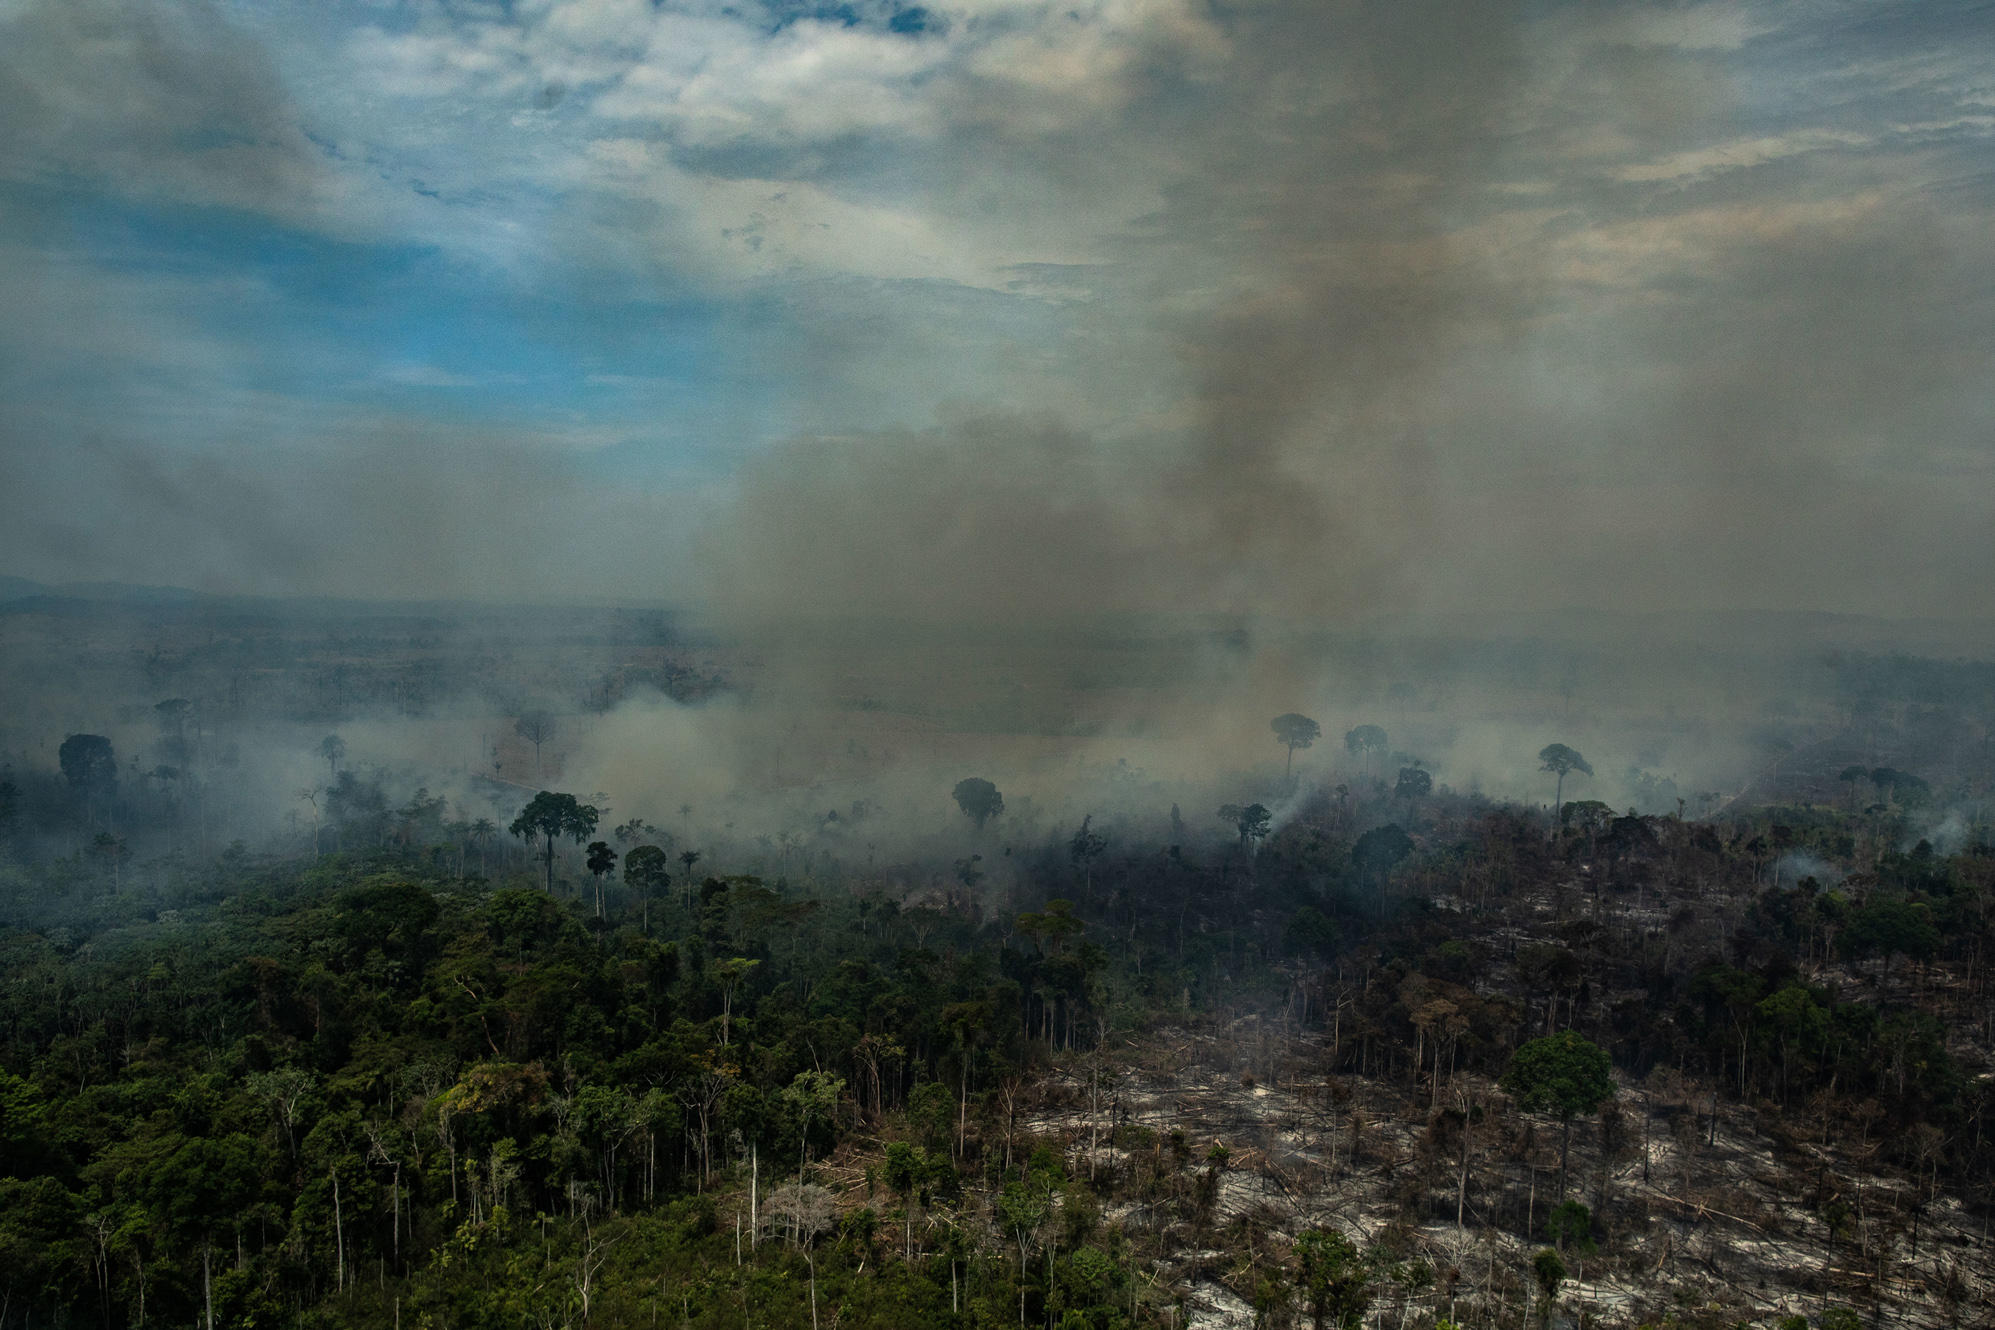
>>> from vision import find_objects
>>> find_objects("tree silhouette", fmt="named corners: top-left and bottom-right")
top-left (320, 733), bottom-right (345, 778)
top-left (1393, 765), bottom-right (1432, 819)
top-left (59, 734), bottom-right (117, 826)
top-left (1869, 766), bottom-right (1929, 808)
top-left (585, 840), bottom-right (618, 919)
top-left (60, 734), bottom-right (117, 793)
top-left (1271, 713), bottom-right (1321, 783)
top-left (1561, 798), bottom-right (1613, 856)
top-left (623, 845), bottom-right (671, 934)
top-left (1068, 815), bottom-right (1106, 902)
top-left (951, 777), bottom-right (1004, 831)
top-left (613, 818), bottom-right (659, 847)
top-left (294, 787), bottom-right (326, 857)
top-left (91, 832), bottom-right (129, 888)
top-left (1501, 1030), bottom-right (1613, 1196)
top-left (1344, 725), bottom-right (1388, 775)
top-left (469, 817), bottom-right (495, 875)
top-left (508, 790), bottom-right (600, 893)
top-left (514, 712), bottom-right (556, 776)
top-left (1217, 803), bottom-right (1272, 853)
top-left (1537, 743), bottom-right (1593, 823)
top-left (154, 698), bottom-right (192, 764)
top-left (1837, 764), bottom-right (1867, 812)
top-left (678, 848), bottom-right (703, 907)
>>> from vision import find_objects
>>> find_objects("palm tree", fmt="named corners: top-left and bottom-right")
top-left (471, 817), bottom-right (495, 875)
top-left (679, 849), bottom-right (703, 907)
top-left (585, 840), bottom-right (618, 918)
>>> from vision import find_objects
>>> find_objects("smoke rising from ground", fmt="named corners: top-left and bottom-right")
top-left (2, 0), bottom-right (1993, 848)
top-left (700, 1), bottom-right (1524, 630)
top-left (693, 0), bottom-right (1995, 643)
top-left (1, 0), bottom-right (1989, 619)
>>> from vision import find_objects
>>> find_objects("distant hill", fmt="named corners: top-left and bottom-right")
top-left (0, 576), bottom-right (209, 606)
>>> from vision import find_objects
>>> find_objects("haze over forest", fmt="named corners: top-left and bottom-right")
top-left (3, 0), bottom-right (1994, 619)
top-left (2, 3), bottom-right (1995, 1330)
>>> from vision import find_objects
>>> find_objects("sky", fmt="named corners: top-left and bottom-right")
top-left (1, 0), bottom-right (1992, 620)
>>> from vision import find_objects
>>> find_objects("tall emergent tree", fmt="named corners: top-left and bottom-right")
top-left (59, 734), bottom-right (117, 825)
top-left (585, 840), bottom-right (618, 918)
top-left (1837, 764), bottom-right (1868, 812)
top-left (622, 844), bottom-right (671, 933)
top-left (1537, 743), bottom-right (1593, 823)
top-left (508, 790), bottom-right (600, 893)
top-left (1344, 725), bottom-right (1388, 775)
top-left (1068, 815), bottom-right (1107, 901)
top-left (1271, 713), bottom-right (1322, 783)
top-left (59, 733), bottom-right (116, 786)
top-left (1393, 765), bottom-right (1432, 818)
top-left (1869, 766), bottom-right (1928, 808)
top-left (320, 733), bottom-right (345, 778)
top-left (951, 777), bottom-right (1004, 831)
top-left (1501, 1030), bottom-right (1614, 1196)
top-left (514, 711), bottom-right (556, 776)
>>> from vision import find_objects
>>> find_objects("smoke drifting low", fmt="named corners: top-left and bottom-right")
top-left (2, 0), bottom-right (1993, 858)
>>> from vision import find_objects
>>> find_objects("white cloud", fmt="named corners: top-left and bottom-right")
top-left (350, 0), bottom-right (1224, 149)
top-left (1608, 4), bottom-right (1771, 52)
top-left (348, 24), bottom-right (532, 100)
top-left (311, 0), bottom-right (1221, 284)
top-left (591, 12), bottom-right (955, 144)
top-left (581, 136), bottom-right (1101, 285)
top-left (1612, 129), bottom-right (1872, 182)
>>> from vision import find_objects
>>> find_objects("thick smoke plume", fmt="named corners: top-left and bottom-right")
top-left (701, 1), bottom-right (1533, 630)
top-left (693, 0), bottom-right (1994, 633)
top-left (2, 0), bottom-right (1992, 851)
top-left (2, 0), bottom-right (1990, 620)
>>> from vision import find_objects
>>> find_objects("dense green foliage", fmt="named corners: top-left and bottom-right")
top-left (0, 765), bottom-right (1990, 1330)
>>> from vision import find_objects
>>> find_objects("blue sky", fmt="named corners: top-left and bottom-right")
top-left (2, 0), bottom-right (1992, 615)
